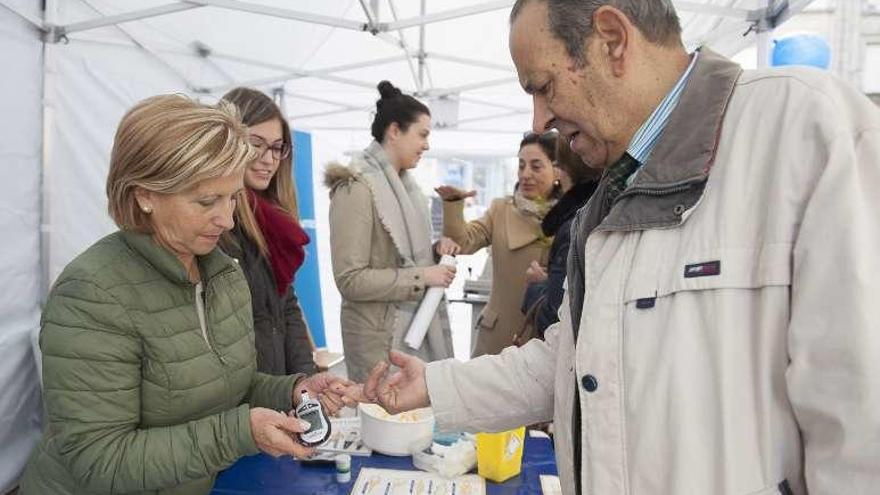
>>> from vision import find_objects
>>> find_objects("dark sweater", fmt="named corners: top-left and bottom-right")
top-left (522, 180), bottom-right (599, 336)
top-left (223, 225), bottom-right (316, 375)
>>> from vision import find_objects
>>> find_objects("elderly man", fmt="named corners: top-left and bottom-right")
top-left (362, 1), bottom-right (880, 494)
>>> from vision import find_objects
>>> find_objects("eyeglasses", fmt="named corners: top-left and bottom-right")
top-left (249, 137), bottom-right (291, 161)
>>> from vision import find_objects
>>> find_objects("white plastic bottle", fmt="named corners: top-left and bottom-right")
top-left (404, 255), bottom-right (456, 350)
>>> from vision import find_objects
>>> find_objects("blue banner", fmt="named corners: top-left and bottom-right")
top-left (292, 131), bottom-right (326, 347)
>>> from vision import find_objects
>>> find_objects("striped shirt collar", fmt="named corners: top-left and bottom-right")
top-left (627, 51), bottom-right (699, 168)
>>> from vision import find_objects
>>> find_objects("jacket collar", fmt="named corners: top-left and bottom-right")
top-left (505, 199), bottom-right (544, 250)
top-left (598, 47), bottom-right (742, 231)
top-left (121, 230), bottom-right (236, 286)
top-left (631, 47), bottom-right (741, 187)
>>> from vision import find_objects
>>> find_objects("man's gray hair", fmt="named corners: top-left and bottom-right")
top-left (511, 0), bottom-right (682, 66)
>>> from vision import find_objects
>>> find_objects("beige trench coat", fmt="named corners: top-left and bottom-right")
top-left (443, 197), bottom-right (551, 356)
top-left (326, 164), bottom-right (450, 382)
top-left (424, 49), bottom-right (880, 494)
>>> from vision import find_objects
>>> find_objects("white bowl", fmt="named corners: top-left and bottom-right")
top-left (358, 403), bottom-right (435, 456)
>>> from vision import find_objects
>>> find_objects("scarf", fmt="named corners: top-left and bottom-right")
top-left (540, 180), bottom-right (600, 237)
top-left (250, 191), bottom-right (310, 295)
top-left (513, 187), bottom-right (558, 221)
top-left (356, 141), bottom-right (434, 268)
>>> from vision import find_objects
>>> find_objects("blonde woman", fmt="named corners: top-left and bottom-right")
top-left (220, 87), bottom-right (316, 376)
top-left (21, 95), bottom-right (356, 494)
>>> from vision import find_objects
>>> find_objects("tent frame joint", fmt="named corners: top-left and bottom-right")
top-left (747, 0), bottom-right (790, 33)
top-left (42, 23), bottom-right (68, 44)
top-left (365, 22), bottom-right (388, 35)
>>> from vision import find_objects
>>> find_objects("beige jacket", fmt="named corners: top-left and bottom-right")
top-left (443, 197), bottom-right (551, 356)
top-left (426, 50), bottom-right (880, 494)
top-left (326, 161), bottom-right (452, 382)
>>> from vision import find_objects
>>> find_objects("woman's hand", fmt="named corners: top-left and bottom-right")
top-left (435, 185), bottom-right (476, 202)
top-left (423, 264), bottom-right (456, 288)
top-left (433, 237), bottom-right (461, 256)
top-left (293, 373), bottom-right (357, 416)
top-left (249, 407), bottom-right (315, 458)
top-left (525, 260), bottom-right (548, 284)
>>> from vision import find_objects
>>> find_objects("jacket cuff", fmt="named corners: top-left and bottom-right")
top-left (441, 198), bottom-right (465, 217)
top-left (425, 359), bottom-right (471, 432)
top-left (233, 403), bottom-right (260, 457)
top-left (441, 199), bottom-right (466, 239)
top-left (259, 373), bottom-right (299, 411)
top-left (403, 267), bottom-right (428, 301)
top-left (285, 374), bottom-right (307, 409)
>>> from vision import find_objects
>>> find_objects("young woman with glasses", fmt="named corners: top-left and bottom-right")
top-left (219, 87), bottom-right (316, 376)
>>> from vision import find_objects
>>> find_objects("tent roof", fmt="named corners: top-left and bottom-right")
top-left (8, 0), bottom-right (814, 134)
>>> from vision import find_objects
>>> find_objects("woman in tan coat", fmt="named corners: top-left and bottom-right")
top-left (436, 132), bottom-right (559, 356)
top-left (325, 81), bottom-right (459, 382)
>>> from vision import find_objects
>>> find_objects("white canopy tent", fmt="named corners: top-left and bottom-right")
top-left (0, 0), bottom-right (814, 490)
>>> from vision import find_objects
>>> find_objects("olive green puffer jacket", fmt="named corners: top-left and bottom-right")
top-left (20, 231), bottom-right (300, 494)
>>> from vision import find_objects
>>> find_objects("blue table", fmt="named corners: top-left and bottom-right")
top-left (212, 434), bottom-right (557, 494)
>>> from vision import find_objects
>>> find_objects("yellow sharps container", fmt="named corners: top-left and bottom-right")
top-left (476, 426), bottom-right (526, 483)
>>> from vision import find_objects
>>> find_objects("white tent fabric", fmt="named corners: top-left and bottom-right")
top-left (0, 0), bottom-right (813, 490)
top-left (0, 1), bottom-right (44, 492)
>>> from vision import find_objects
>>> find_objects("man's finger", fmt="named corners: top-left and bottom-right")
top-left (321, 391), bottom-right (345, 411)
top-left (318, 395), bottom-right (339, 417)
top-left (388, 350), bottom-right (413, 368)
top-left (364, 361), bottom-right (389, 401)
top-left (341, 383), bottom-right (367, 403)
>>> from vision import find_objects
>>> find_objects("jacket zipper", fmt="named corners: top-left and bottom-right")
top-left (618, 182), bottom-right (693, 198)
top-left (197, 283), bottom-right (226, 364)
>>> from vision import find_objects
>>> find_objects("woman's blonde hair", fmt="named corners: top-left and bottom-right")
top-left (106, 94), bottom-right (256, 232)
top-left (220, 87), bottom-right (300, 257)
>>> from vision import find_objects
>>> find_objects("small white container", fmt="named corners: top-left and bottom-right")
top-left (335, 454), bottom-right (351, 483)
top-left (358, 404), bottom-right (435, 456)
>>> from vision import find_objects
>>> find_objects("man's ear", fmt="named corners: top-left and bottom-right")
top-left (591, 5), bottom-right (631, 77)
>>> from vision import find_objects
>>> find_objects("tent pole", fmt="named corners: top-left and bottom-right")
top-left (418, 0), bottom-right (427, 91)
top-left (755, 0), bottom-right (778, 68)
top-left (385, 0), bottom-right (513, 31)
top-left (756, 29), bottom-right (772, 68)
top-left (384, 0), bottom-right (421, 91)
top-left (834, 0), bottom-right (863, 86)
top-left (40, 0), bottom-right (58, 301)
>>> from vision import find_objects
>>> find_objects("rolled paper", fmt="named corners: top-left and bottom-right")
top-left (404, 255), bottom-right (456, 350)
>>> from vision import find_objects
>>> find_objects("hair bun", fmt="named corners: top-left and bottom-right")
top-left (377, 80), bottom-right (402, 100)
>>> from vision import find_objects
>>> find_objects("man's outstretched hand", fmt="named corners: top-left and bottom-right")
top-left (353, 351), bottom-right (431, 414)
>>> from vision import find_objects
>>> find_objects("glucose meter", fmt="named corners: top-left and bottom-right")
top-left (294, 390), bottom-right (331, 447)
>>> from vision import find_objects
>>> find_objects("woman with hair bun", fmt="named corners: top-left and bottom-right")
top-left (324, 81), bottom-right (458, 382)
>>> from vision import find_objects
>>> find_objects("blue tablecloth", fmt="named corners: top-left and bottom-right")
top-left (212, 434), bottom-right (557, 494)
